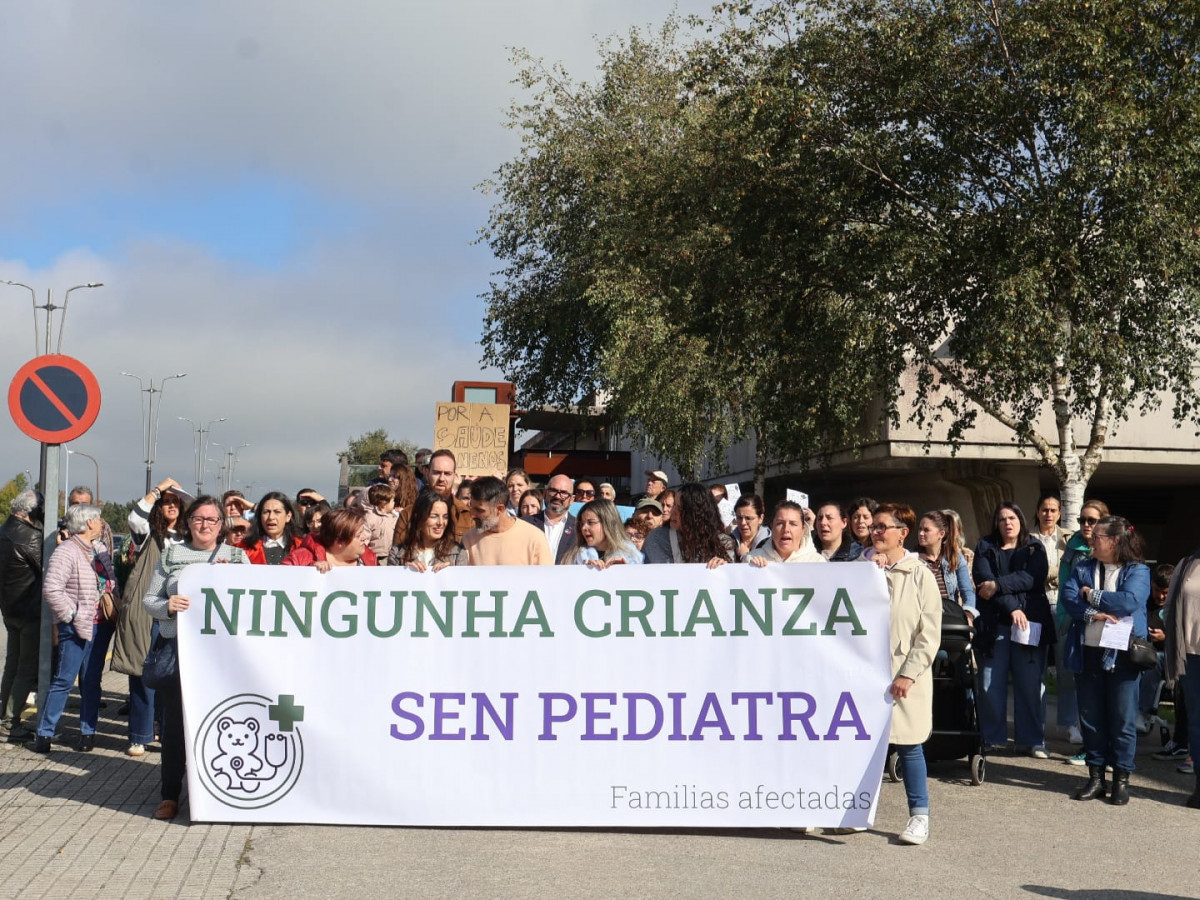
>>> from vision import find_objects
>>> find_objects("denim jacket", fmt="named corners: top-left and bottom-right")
top-left (941, 552), bottom-right (979, 620)
top-left (1060, 559), bottom-right (1149, 673)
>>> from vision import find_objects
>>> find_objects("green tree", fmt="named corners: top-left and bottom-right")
top-left (0, 472), bottom-right (31, 520)
top-left (101, 499), bottom-right (135, 538)
top-left (342, 430), bottom-right (419, 487)
top-left (766, 0), bottom-right (1200, 521)
top-left (482, 1), bottom-right (1200, 519)
top-left (481, 19), bottom-right (889, 480)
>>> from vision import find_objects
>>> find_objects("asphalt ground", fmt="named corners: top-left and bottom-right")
top-left (2, 637), bottom-right (1198, 899)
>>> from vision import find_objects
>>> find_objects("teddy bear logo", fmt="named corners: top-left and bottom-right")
top-left (196, 694), bottom-right (305, 809)
top-left (210, 715), bottom-right (289, 794)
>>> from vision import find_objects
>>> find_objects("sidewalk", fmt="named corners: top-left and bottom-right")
top-left (2, 656), bottom-right (1198, 899)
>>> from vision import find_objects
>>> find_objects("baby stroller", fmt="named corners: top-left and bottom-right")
top-left (888, 600), bottom-right (987, 785)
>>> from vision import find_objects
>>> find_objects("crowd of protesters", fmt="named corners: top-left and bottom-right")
top-left (1, 447), bottom-right (1198, 837)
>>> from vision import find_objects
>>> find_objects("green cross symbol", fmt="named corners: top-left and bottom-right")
top-left (268, 695), bottom-right (305, 732)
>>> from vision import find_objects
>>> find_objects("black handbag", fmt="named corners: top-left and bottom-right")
top-left (1126, 635), bottom-right (1158, 670)
top-left (142, 636), bottom-right (178, 689)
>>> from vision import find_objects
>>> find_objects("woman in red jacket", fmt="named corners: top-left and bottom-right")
top-left (282, 507), bottom-right (377, 569)
top-left (239, 492), bottom-right (304, 565)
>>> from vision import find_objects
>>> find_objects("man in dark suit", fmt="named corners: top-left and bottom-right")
top-left (522, 473), bottom-right (577, 564)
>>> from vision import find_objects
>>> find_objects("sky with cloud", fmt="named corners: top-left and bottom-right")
top-left (0, 0), bottom-right (712, 505)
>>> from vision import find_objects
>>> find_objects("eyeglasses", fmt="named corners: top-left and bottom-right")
top-left (575, 490), bottom-right (595, 498)
top-left (1093, 532), bottom-right (1115, 541)
top-left (869, 524), bottom-right (904, 534)
top-left (735, 515), bottom-right (759, 523)
top-left (189, 516), bottom-right (221, 526)
top-left (546, 488), bottom-right (572, 497)
top-left (1078, 516), bottom-right (1099, 526)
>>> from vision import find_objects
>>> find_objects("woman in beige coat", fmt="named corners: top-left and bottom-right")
top-left (871, 502), bottom-right (942, 845)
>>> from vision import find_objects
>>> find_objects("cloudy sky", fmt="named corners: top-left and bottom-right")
top-left (0, 1), bottom-right (712, 505)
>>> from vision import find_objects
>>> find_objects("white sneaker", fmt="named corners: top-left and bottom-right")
top-left (787, 827), bottom-right (817, 834)
top-left (1135, 713), bottom-right (1151, 734)
top-left (1029, 746), bottom-right (1050, 760)
top-left (899, 815), bottom-right (929, 845)
top-left (1068, 725), bottom-right (1083, 745)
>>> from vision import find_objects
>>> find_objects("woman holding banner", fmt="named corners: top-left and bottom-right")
top-left (872, 502), bottom-right (942, 845)
top-left (747, 501), bottom-right (825, 565)
top-left (566, 499), bottom-right (644, 568)
top-left (282, 508), bottom-right (377, 569)
top-left (642, 483), bottom-right (734, 567)
top-left (388, 490), bottom-right (467, 570)
top-left (143, 496), bottom-right (249, 820)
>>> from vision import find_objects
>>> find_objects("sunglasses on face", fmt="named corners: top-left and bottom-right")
top-left (1078, 516), bottom-right (1099, 526)
top-left (575, 490), bottom-right (595, 498)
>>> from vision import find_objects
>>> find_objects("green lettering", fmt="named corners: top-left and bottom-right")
top-left (682, 590), bottom-right (727, 637)
top-left (413, 591), bottom-right (453, 637)
top-left (201, 587), bottom-right (240, 635)
top-left (269, 590), bottom-right (313, 637)
top-left (512, 591), bottom-right (554, 637)
top-left (731, 588), bottom-right (773, 636)
top-left (465, 591), bottom-right (507, 638)
top-left (321, 590), bottom-right (358, 637)
top-left (616, 590), bottom-right (654, 637)
top-left (247, 588), bottom-right (267, 636)
top-left (366, 590), bottom-right (405, 638)
top-left (822, 588), bottom-right (867, 635)
top-left (575, 590), bottom-right (611, 637)
top-left (781, 588), bottom-right (816, 636)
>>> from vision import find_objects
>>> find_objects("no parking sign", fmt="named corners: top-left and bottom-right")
top-left (8, 354), bottom-right (101, 444)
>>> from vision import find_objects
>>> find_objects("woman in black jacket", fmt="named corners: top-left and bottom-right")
top-left (973, 502), bottom-right (1053, 757)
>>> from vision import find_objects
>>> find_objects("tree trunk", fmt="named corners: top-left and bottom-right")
top-left (1055, 453), bottom-right (1088, 532)
top-left (753, 436), bottom-right (766, 499)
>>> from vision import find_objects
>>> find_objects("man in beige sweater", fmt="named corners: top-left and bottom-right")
top-left (463, 477), bottom-right (552, 566)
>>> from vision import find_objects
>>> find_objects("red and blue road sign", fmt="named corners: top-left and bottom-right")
top-left (8, 354), bottom-right (101, 444)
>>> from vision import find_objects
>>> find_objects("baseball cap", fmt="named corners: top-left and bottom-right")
top-left (644, 470), bottom-right (669, 484)
top-left (635, 498), bottom-right (664, 514)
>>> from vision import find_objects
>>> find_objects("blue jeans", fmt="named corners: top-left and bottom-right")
top-left (79, 619), bottom-right (155, 743)
top-left (1055, 616), bottom-right (1079, 729)
top-left (895, 743), bottom-right (929, 815)
top-left (36, 623), bottom-right (92, 738)
top-left (979, 630), bottom-right (1048, 748)
top-left (1180, 654), bottom-right (1200, 768)
top-left (1076, 646), bottom-right (1139, 772)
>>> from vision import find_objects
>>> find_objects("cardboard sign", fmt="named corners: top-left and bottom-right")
top-left (433, 402), bottom-right (510, 476)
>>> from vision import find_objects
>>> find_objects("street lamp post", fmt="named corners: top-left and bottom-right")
top-left (180, 417), bottom-right (225, 494)
top-left (66, 449), bottom-right (100, 503)
top-left (123, 372), bottom-right (187, 493)
top-left (1, 277), bottom-right (102, 721)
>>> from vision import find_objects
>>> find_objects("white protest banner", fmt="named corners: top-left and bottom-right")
top-left (177, 563), bottom-right (892, 827)
top-left (432, 401), bottom-right (509, 476)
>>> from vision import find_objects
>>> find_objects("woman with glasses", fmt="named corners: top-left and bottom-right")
top-left (732, 495), bottom-right (771, 562)
top-left (871, 503), bottom-right (942, 844)
top-left (282, 507), bottom-right (377, 569)
top-left (566, 499), bottom-right (644, 568)
top-left (1055, 499), bottom-right (1110, 756)
top-left (973, 502), bottom-right (1053, 757)
top-left (1061, 516), bottom-right (1149, 804)
top-left (143, 496), bottom-right (249, 819)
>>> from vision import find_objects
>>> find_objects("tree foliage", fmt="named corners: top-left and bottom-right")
top-left (481, 0), bottom-right (1200, 507)
top-left (0, 472), bottom-right (31, 521)
top-left (101, 499), bottom-right (135, 538)
top-left (342, 429), bottom-right (418, 466)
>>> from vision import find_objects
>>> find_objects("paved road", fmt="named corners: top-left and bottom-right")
top-left (2, 654), bottom-right (1198, 899)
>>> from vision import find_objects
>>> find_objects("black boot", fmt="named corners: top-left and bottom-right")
top-left (1109, 769), bottom-right (1130, 805)
top-left (1073, 765), bottom-right (1107, 801)
top-left (1186, 775), bottom-right (1200, 809)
